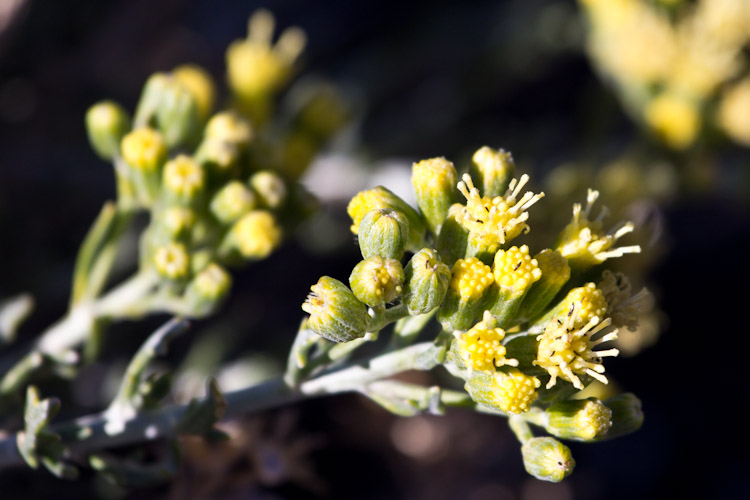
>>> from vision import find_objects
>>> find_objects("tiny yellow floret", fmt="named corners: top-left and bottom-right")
top-left (193, 263), bottom-right (232, 300)
top-left (205, 111), bottom-right (253, 147)
top-left (644, 92), bottom-right (700, 149)
top-left (121, 127), bottom-right (167, 171)
top-left (154, 242), bottom-right (190, 279)
top-left (163, 155), bottom-right (205, 199)
top-left (455, 311), bottom-right (518, 372)
top-left (490, 368), bottom-right (541, 414)
top-left (493, 245), bottom-right (542, 298)
top-left (450, 258), bottom-right (494, 302)
top-left (232, 210), bottom-right (282, 259)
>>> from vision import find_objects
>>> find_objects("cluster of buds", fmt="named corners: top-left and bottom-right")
top-left (85, 10), bottom-right (348, 319)
top-left (302, 146), bottom-right (649, 481)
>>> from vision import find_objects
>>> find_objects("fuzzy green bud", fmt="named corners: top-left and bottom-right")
top-left (185, 263), bottom-right (232, 316)
top-left (402, 248), bottom-right (451, 315)
top-left (470, 146), bottom-right (514, 197)
top-left (85, 101), bottom-right (131, 161)
top-left (517, 249), bottom-right (571, 322)
top-left (134, 73), bottom-right (202, 149)
top-left (358, 209), bottom-right (408, 260)
top-left (411, 157), bottom-right (458, 236)
top-left (435, 209), bottom-right (470, 267)
top-left (347, 186), bottom-right (426, 251)
top-left (545, 398), bottom-right (612, 441)
top-left (521, 437), bottom-right (575, 482)
top-left (210, 181), bottom-right (256, 224)
top-left (437, 257), bottom-right (497, 331)
top-left (302, 276), bottom-right (368, 343)
top-left (597, 393), bottom-right (644, 441)
top-left (250, 170), bottom-right (287, 209)
top-left (349, 256), bottom-right (404, 307)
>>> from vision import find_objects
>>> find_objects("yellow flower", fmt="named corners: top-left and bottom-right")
top-left (154, 242), bottom-right (190, 279)
top-left (454, 173), bottom-right (544, 255)
top-left (644, 92), bottom-right (700, 149)
top-left (454, 311), bottom-right (518, 372)
top-left (450, 257), bottom-right (494, 302)
top-left (534, 304), bottom-right (619, 390)
top-left (465, 367), bottom-right (540, 414)
top-left (121, 127), bottom-right (167, 172)
top-left (493, 245), bottom-right (542, 298)
top-left (349, 256), bottom-right (404, 307)
top-left (172, 64), bottom-right (216, 120)
top-left (231, 210), bottom-right (282, 259)
top-left (163, 155), bottom-right (206, 201)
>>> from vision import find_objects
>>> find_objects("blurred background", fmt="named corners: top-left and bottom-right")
top-left (1, 0), bottom-right (749, 498)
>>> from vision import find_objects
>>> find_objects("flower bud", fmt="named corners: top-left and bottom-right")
top-left (521, 437), bottom-right (575, 482)
top-left (411, 157), bottom-right (458, 235)
top-left (435, 209), bottom-right (470, 267)
top-left (347, 186), bottom-right (426, 251)
top-left (134, 73), bottom-right (202, 149)
top-left (545, 398), bottom-right (612, 441)
top-left (597, 393), bottom-right (643, 441)
top-left (249, 170), bottom-right (287, 209)
top-left (158, 207), bottom-right (196, 241)
top-left (358, 209), bottom-right (408, 260)
top-left (437, 257), bottom-right (497, 331)
top-left (227, 210), bottom-right (282, 260)
top-left (533, 282), bottom-right (607, 331)
top-left (517, 249), bottom-right (570, 322)
top-left (205, 111), bottom-right (253, 148)
top-left (185, 263), bottom-right (232, 317)
top-left (194, 138), bottom-right (242, 183)
top-left (470, 146), bottom-right (514, 197)
top-left (153, 242), bottom-right (190, 280)
top-left (172, 64), bottom-right (216, 121)
top-left (162, 155), bottom-right (206, 206)
top-left (454, 311), bottom-right (517, 372)
top-left (490, 245), bottom-right (541, 327)
top-left (349, 256), bottom-right (404, 307)
top-left (464, 367), bottom-right (540, 415)
top-left (210, 181), bottom-right (256, 224)
top-left (120, 127), bottom-right (167, 205)
top-left (85, 101), bottom-right (131, 161)
top-left (302, 276), bottom-right (368, 343)
top-left (402, 248), bottom-right (451, 315)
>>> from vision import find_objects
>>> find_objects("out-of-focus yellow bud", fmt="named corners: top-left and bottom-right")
top-left (210, 181), bottom-right (256, 224)
top-left (597, 393), bottom-right (643, 440)
top-left (162, 155), bottom-right (206, 205)
top-left (521, 437), bottom-right (575, 482)
top-left (249, 170), bottom-right (287, 209)
top-left (205, 111), bottom-right (253, 148)
top-left (120, 127), bottom-right (167, 205)
top-left (302, 276), bottom-right (369, 343)
top-left (159, 206), bottom-right (196, 240)
top-left (411, 157), bottom-right (458, 236)
top-left (228, 210), bottom-right (282, 260)
top-left (644, 92), bottom-right (699, 150)
top-left (349, 256), bottom-right (404, 307)
top-left (717, 78), bottom-right (750, 146)
top-left (172, 64), bottom-right (216, 120)
top-left (470, 146), bottom-right (515, 198)
top-left (153, 242), bottom-right (190, 280)
top-left (85, 101), bottom-right (131, 161)
top-left (545, 398), bottom-right (612, 441)
top-left (185, 263), bottom-right (232, 316)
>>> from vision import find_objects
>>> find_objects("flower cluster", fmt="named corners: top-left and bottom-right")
top-left (85, 10), bottom-right (348, 318)
top-left (580, 0), bottom-right (750, 148)
top-left (301, 146), bottom-right (649, 481)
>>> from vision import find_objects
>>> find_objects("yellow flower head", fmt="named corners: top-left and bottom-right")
top-left (349, 256), bottom-right (404, 307)
top-left (163, 155), bottom-right (206, 200)
top-left (205, 111), bottom-right (253, 147)
top-left (121, 127), bottom-right (167, 171)
top-left (557, 283), bottom-right (608, 329)
top-left (534, 304), bottom-right (620, 390)
top-left (485, 368), bottom-right (541, 414)
top-left (454, 173), bottom-right (544, 254)
top-left (534, 249), bottom-right (570, 288)
top-left (455, 310), bottom-right (518, 372)
top-left (227, 9), bottom-right (306, 100)
top-left (450, 258), bottom-right (494, 302)
top-left (210, 181), bottom-right (256, 224)
top-left (231, 210), bottom-right (282, 259)
top-left (598, 270), bottom-right (652, 331)
top-left (556, 189), bottom-right (640, 268)
top-left (493, 245), bottom-right (542, 298)
top-left (154, 242), bottom-right (190, 279)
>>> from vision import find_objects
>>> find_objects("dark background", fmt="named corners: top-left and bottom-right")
top-left (1, 0), bottom-right (749, 499)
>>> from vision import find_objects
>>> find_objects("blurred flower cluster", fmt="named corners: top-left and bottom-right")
top-left (580, 0), bottom-right (750, 149)
top-left (302, 147), bottom-right (649, 481)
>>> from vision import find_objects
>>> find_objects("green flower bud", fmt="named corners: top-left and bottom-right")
top-left (596, 393), bottom-right (643, 441)
top-left (349, 256), bottom-right (404, 307)
top-left (250, 170), bottom-right (287, 209)
top-left (302, 276), bottom-right (368, 343)
top-left (162, 155), bottom-right (206, 206)
top-left (411, 157), bottom-right (458, 236)
top-left (358, 209), bottom-right (408, 260)
top-left (185, 263), bottom-right (232, 317)
top-left (437, 257), bottom-right (497, 331)
top-left (435, 208), bottom-right (470, 268)
top-left (226, 210), bottom-right (282, 260)
top-left (521, 437), bottom-right (575, 482)
top-left (402, 248), bottom-right (451, 315)
top-left (517, 249), bottom-right (571, 322)
top-left (347, 186), bottom-right (426, 251)
top-left (85, 101), bottom-right (131, 161)
top-left (470, 146), bottom-right (514, 197)
top-left (210, 181), bottom-right (256, 224)
top-left (545, 398), bottom-right (612, 441)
